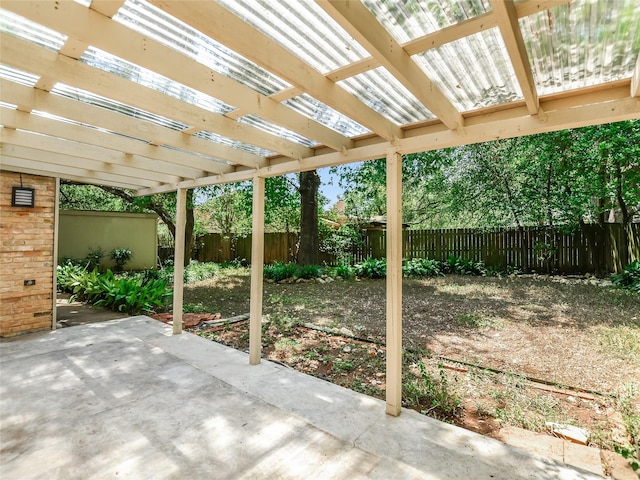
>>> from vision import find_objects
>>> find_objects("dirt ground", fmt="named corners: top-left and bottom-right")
top-left (184, 270), bottom-right (640, 451)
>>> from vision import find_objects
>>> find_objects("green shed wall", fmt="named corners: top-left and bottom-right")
top-left (59, 210), bottom-right (157, 271)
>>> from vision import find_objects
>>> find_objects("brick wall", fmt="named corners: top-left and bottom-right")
top-left (0, 172), bottom-right (55, 336)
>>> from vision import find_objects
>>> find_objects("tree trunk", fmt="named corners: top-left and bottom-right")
top-left (184, 189), bottom-right (195, 267)
top-left (298, 170), bottom-right (320, 265)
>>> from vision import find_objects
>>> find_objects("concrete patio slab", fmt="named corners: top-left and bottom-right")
top-left (1, 317), bottom-right (605, 479)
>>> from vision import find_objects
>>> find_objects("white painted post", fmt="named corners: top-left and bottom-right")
top-left (172, 188), bottom-right (187, 335)
top-left (249, 176), bottom-right (265, 365)
top-left (52, 177), bottom-right (60, 331)
top-left (386, 150), bottom-right (403, 416)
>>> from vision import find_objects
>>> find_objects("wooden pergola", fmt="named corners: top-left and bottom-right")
top-left (1, 0), bottom-right (639, 416)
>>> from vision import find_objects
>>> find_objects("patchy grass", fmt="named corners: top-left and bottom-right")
top-left (186, 270), bottom-right (640, 454)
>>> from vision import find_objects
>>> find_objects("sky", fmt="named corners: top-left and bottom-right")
top-left (318, 167), bottom-right (342, 206)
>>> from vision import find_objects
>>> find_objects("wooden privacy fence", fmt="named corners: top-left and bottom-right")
top-left (183, 224), bottom-right (639, 274)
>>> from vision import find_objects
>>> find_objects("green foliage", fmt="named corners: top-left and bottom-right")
top-left (264, 262), bottom-right (299, 282)
top-left (334, 121), bottom-right (640, 231)
top-left (330, 263), bottom-right (356, 280)
top-left (612, 261), bottom-right (640, 293)
top-left (320, 224), bottom-right (364, 263)
top-left (443, 255), bottom-right (486, 276)
top-left (403, 361), bottom-right (462, 421)
top-left (298, 264), bottom-right (322, 279)
top-left (355, 258), bottom-right (387, 278)
top-left (92, 271), bottom-right (172, 314)
top-left (56, 261), bottom-right (89, 292)
top-left (263, 262), bottom-right (323, 281)
top-left (110, 248), bottom-right (132, 272)
top-left (57, 266), bottom-right (172, 315)
top-left (403, 258), bottom-right (444, 277)
top-left (183, 261), bottom-right (220, 283)
top-left (85, 246), bottom-right (105, 271)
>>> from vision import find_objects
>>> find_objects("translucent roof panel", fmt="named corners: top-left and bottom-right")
top-left (80, 47), bottom-right (235, 115)
top-left (160, 144), bottom-right (231, 166)
top-left (195, 130), bottom-right (275, 158)
top-left (0, 65), bottom-right (40, 88)
top-left (31, 110), bottom-right (151, 145)
top-left (0, 9), bottom-right (67, 52)
top-left (237, 115), bottom-right (319, 148)
top-left (338, 67), bottom-right (435, 124)
top-left (362, 0), bottom-right (491, 43)
top-left (283, 94), bottom-right (370, 138)
top-left (215, 0), bottom-right (370, 74)
top-left (520, 0), bottom-right (640, 96)
top-left (114, 0), bottom-right (290, 96)
top-left (51, 84), bottom-right (190, 132)
top-left (414, 28), bottom-right (522, 111)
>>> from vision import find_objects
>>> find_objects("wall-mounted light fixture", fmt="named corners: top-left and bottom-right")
top-left (12, 175), bottom-right (35, 208)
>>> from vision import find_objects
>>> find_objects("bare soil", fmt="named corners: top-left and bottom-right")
top-left (184, 270), bottom-right (640, 450)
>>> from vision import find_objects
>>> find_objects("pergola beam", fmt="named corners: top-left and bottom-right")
top-left (1, 130), bottom-right (184, 185)
top-left (0, 156), bottom-right (159, 189)
top-left (1, 34), bottom-right (306, 164)
top-left (319, 0), bottom-right (463, 130)
top-left (148, 0), bottom-right (403, 142)
top-left (491, 0), bottom-right (539, 115)
top-left (0, 80), bottom-right (241, 174)
top-left (3, 0), bottom-right (352, 153)
top-left (136, 90), bottom-right (640, 196)
top-left (0, 108), bottom-right (206, 179)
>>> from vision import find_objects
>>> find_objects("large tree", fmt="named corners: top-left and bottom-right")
top-left (335, 120), bottom-right (639, 235)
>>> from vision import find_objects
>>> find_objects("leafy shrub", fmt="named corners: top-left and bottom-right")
top-left (184, 261), bottom-right (219, 283)
top-left (263, 262), bottom-right (299, 282)
top-left (84, 246), bottom-right (105, 271)
top-left (320, 224), bottom-right (364, 263)
top-left (612, 261), bottom-right (640, 293)
top-left (110, 248), bottom-right (132, 272)
top-left (355, 258), bottom-right (387, 278)
top-left (330, 263), bottom-right (356, 280)
top-left (57, 261), bottom-right (88, 292)
top-left (93, 270), bottom-right (171, 314)
top-left (443, 255), bottom-right (486, 276)
top-left (403, 258), bottom-right (444, 277)
top-left (297, 264), bottom-right (323, 279)
top-left (57, 267), bottom-right (172, 314)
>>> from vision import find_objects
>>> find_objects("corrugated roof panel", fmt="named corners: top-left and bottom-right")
top-left (338, 67), bottom-right (435, 124)
top-left (0, 8), bottom-right (67, 52)
top-left (51, 83), bottom-right (190, 132)
top-left (0, 65), bottom-right (40, 88)
top-left (283, 94), bottom-right (371, 138)
top-left (80, 46), bottom-right (235, 115)
top-left (520, 0), bottom-right (640, 95)
top-left (237, 114), bottom-right (319, 148)
top-left (215, 0), bottom-right (369, 74)
top-left (362, 0), bottom-right (491, 43)
top-left (115, 0), bottom-right (290, 96)
top-left (414, 27), bottom-right (522, 111)
top-left (194, 130), bottom-right (275, 158)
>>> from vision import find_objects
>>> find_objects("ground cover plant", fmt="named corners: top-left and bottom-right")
top-left (184, 263), bottom-right (640, 472)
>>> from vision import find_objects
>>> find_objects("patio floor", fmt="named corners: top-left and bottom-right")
top-left (0, 316), bottom-right (604, 479)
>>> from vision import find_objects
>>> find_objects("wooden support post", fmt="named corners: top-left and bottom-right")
top-left (172, 187), bottom-right (187, 335)
top-left (249, 176), bottom-right (265, 365)
top-left (52, 177), bottom-right (60, 331)
top-left (386, 150), bottom-right (403, 416)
